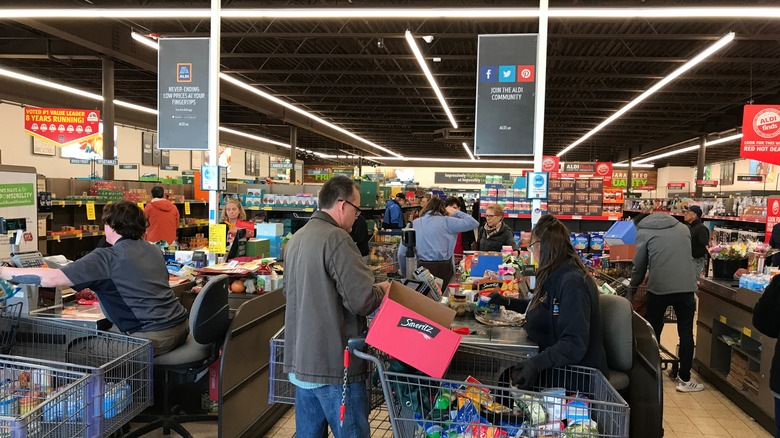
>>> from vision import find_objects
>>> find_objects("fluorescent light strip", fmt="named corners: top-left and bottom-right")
top-left (219, 73), bottom-right (402, 158)
top-left (131, 32), bottom-right (159, 50)
top-left (405, 31), bottom-right (458, 129)
top-left (613, 163), bottom-right (655, 168)
top-left (3, 7), bottom-right (780, 19)
top-left (556, 32), bottom-right (734, 158)
top-left (462, 142), bottom-right (475, 160)
top-left (634, 144), bottom-right (701, 164)
top-left (705, 133), bottom-right (742, 147)
top-left (335, 156), bottom-right (534, 164)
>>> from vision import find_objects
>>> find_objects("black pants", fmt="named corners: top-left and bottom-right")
top-left (644, 291), bottom-right (696, 381)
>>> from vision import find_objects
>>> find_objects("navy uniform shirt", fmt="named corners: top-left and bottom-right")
top-left (61, 238), bottom-right (188, 334)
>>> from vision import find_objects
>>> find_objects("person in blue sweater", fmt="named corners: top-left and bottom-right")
top-left (398, 197), bottom-right (478, 282)
top-left (382, 193), bottom-right (405, 229)
top-left (489, 214), bottom-right (608, 389)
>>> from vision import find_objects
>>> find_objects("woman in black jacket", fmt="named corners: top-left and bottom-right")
top-left (476, 204), bottom-right (519, 253)
top-left (489, 214), bottom-right (608, 389)
top-left (753, 274), bottom-right (780, 437)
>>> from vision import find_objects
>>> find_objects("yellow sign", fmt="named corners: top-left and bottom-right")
top-left (263, 206), bottom-right (273, 211)
top-left (743, 327), bottom-right (752, 337)
top-left (185, 202), bottom-right (191, 215)
top-left (209, 224), bottom-right (227, 254)
top-left (304, 208), bottom-right (314, 212)
top-left (138, 202), bottom-right (145, 209)
top-left (719, 316), bottom-right (727, 324)
top-left (86, 202), bottom-right (96, 221)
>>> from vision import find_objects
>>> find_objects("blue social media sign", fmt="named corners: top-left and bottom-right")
top-left (499, 65), bottom-right (516, 82)
top-left (480, 66), bottom-right (497, 83)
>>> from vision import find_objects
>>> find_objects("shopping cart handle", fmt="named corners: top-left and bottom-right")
top-left (347, 338), bottom-right (367, 353)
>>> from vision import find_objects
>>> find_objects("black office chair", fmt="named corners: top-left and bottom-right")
top-left (126, 274), bottom-right (230, 438)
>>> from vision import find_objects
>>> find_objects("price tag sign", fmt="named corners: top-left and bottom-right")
top-left (55, 235), bottom-right (60, 242)
top-left (86, 203), bottom-right (96, 221)
top-left (77, 201), bottom-right (83, 207)
top-left (58, 201), bottom-right (65, 207)
top-left (138, 202), bottom-right (145, 209)
top-left (719, 315), bottom-right (727, 324)
top-left (743, 327), bottom-right (752, 337)
top-left (208, 224), bottom-right (227, 254)
top-left (304, 208), bottom-right (314, 212)
top-left (263, 206), bottom-right (273, 211)
top-left (184, 202), bottom-right (191, 215)
top-left (76, 233), bottom-right (83, 239)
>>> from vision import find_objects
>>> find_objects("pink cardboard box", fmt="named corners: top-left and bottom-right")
top-left (366, 281), bottom-right (461, 378)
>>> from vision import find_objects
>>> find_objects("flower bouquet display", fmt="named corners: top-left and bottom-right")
top-left (709, 243), bottom-right (748, 279)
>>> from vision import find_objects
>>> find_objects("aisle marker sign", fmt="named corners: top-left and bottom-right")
top-left (474, 34), bottom-right (538, 156)
top-left (158, 38), bottom-right (210, 150)
top-left (209, 224), bottom-right (227, 254)
top-left (740, 104), bottom-right (780, 165)
top-left (184, 202), bottom-right (191, 215)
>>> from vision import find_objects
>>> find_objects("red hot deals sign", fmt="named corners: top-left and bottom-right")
top-left (556, 161), bottom-right (612, 183)
top-left (24, 108), bottom-right (100, 146)
top-left (741, 105), bottom-right (780, 165)
top-left (541, 156), bottom-right (559, 177)
top-left (765, 197), bottom-right (780, 243)
top-left (595, 162), bottom-right (613, 185)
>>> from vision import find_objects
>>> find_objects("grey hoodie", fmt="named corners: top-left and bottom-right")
top-left (630, 213), bottom-right (698, 295)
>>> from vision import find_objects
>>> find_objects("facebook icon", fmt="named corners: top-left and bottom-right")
top-left (480, 66), bottom-right (497, 83)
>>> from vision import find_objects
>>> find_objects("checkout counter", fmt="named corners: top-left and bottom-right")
top-left (695, 277), bottom-right (775, 433)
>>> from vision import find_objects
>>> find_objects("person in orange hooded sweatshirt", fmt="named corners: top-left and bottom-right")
top-left (144, 186), bottom-right (179, 244)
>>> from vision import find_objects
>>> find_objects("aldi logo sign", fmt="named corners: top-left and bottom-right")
top-left (177, 63), bottom-right (192, 82)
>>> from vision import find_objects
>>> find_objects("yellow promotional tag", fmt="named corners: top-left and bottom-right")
top-left (86, 203), bottom-right (96, 221)
top-left (743, 327), bottom-right (752, 337)
top-left (209, 224), bottom-right (227, 254)
top-left (304, 208), bottom-right (314, 212)
top-left (138, 202), bottom-right (145, 209)
top-left (58, 201), bottom-right (65, 207)
top-left (264, 206), bottom-right (273, 211)
top-left (719, 316), bottom-right (727, 324)
top-left (185, 202), bottom-right (191, 215)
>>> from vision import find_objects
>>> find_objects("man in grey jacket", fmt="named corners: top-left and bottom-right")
top-left (630, 212), bottom-right (704, 392)
top-left (284, 175), bottom-right (389, 437)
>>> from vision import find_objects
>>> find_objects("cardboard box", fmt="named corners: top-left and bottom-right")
top-left (256, 222), bottom-right (284, 236)
top-left (246, 238), bottom-right (270, 258)
top-left (366, 281), bottom-right (460, 378)
top-left (609, 244), bottom-right (636, 261)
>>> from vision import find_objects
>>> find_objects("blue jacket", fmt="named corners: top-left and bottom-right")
top-left (397, 211), bottom-right (478, 276)
top-left (383, 200), bottom-right (403, 228)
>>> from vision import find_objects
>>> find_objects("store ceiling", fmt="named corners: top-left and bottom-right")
top-left (1, 1), bottom-right (780, 169)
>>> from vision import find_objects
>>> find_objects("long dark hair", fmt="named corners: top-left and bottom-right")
top-left (527, 214), bottom-right (588, 311)
top-left (421, 197), bottom-right (447, 216)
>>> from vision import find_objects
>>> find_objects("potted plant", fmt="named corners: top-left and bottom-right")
top-left (709, 243), bottom-right (748, 279)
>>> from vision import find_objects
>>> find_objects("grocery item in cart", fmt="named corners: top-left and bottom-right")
top-left (474, 307), bottom-right (526, 326)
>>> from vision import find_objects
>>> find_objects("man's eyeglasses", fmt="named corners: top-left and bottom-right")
top-left (339, 199), bottom-right (362, 217)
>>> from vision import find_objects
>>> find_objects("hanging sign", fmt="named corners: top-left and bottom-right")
top-left (270, 162), bottom-right (293, 169)
top-left (86, 203), bottom-right (96, 221)
top-left (741, 105), bottom-right (780, 165)
top-left (209, 224), bottom-right (227, 254)
top-left (526, 172), bottom-right (549, 199)
top-left (766, 198), bottom-right (780, 243)
top-left (696, 180), bottom-right (719, 187)
top-left (737, 175), bottom-right (763, 182)
top-left (24, 108), bottom-right (100, 146)
top-left (541, 156), bottom-right (559, 178)
top-left (119, 164), bottom-right (138, 170)
top-left (158, 38), bottom-right (210, 150)
top-left (667, 182), bottom-right (687, 191)
top-left (160, 165), bottom-right (179, 171)
top-left (473, 34), bottom-right (538, 156)
top-left (434, 172), bottom-right (512, 184)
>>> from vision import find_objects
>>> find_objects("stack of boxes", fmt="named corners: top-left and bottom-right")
top-left (258, 193), bottom-right (318, 208)
top-left (602, 188), bottom-right (624, 216)
top-left (255, 222), bottom-right (284, 258)
top-left (242, 188), bottom-right (266, 206)
top-left (549, 178), bottom-right (602, 216)
top-left (479, 176), bottom-right (546, 217)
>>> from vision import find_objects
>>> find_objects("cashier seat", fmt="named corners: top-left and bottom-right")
top-left (599, 294), bottom-right (634, 392)
top-left (126, 274), bottom-right (230, 438)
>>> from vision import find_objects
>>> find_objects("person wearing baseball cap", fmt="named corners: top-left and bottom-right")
top-left (684, 205), bottom-right (709, 279)
top-left (382, 192), bottom-right (406, 229)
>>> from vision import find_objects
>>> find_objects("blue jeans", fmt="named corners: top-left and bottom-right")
top-left (295, 381), bottom-right (370, 438)
top-left (645, 292), bottom-right (696, 381)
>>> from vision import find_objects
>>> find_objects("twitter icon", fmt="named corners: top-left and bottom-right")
top-left (499, 65), bottom-right (516, 82)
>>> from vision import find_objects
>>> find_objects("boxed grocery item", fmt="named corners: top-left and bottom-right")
top-left (571, 232), bottom-right (589, 251)
top-left (366, 281), bottom-right (460, 378)
top-left (575, 179), bottom-right (590, 191)
top-left (575, 192), bottom-right (590, 204)
top-left (588, 205), bottom-right (603, 216)
top-left (589, 232), bottom-right (605, 252)
top-left (574, 204), bottom-right (590, 216)
top-left (246, 238), bottom-right (270, 258)
top-left (256, 222), bottom-right (284, 236)
top-left (609, 244), bottom-right (636, 261)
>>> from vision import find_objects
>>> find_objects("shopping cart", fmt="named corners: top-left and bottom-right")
top-left (0, 356), bottom-right (94, 438)
top-left (0, 314), bottom-right (153, 437)
top-left (368, 234), bottom-right (402, 282)
top-left (354, 343), bottom-right (630, 437)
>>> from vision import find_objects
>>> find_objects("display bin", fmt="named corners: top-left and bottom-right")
top-left (0, 316), bottom-right (153, 438)
top-left (0, 357), bottom-right (94, 438)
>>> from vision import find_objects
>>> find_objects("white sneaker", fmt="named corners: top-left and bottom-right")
top-left (676, 376), bottom-right (704, 392)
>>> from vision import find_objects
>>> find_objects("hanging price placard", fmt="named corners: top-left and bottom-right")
top-left (86, 202), bottom-right (96, 221)
top-left (185, 202), bottom-right (191, 215)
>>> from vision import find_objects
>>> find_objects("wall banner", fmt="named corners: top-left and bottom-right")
top-left (24, 108), bottom-right (100, 146)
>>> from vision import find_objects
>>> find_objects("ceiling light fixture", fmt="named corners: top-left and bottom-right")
top-left (220, 73), bottom-right (403, 158)
top-left (405, 30), bottom-right (458, 129)
top-left (633, 144), bottom-right (701, 164)
top-left (705, 133), bottom-right (742, 147)
top-left (462, 142), bottom-right (475, 160)
top-left (612, 163), bottom-right (655, 168)
top-left (556, 31), bottom-right (735, 158)
top-left (333, 156), bottom-right (534, 164)
top-left (3, 7), bottom-right (780, 19)
top-left (422, 35), bottom-right (434, 43)
top-left (131, 32), bottom-right (159, 50)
